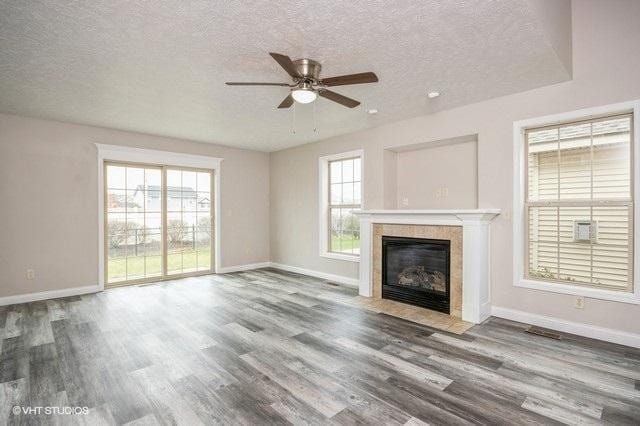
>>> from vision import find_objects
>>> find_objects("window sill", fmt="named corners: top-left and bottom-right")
top-left (516, 279), bottom-right (640, 305)
top-left (320, 251), bottom-right (360, 263)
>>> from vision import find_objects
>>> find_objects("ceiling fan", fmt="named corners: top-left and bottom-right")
top-left (226, 52), bottom-right (378, 109)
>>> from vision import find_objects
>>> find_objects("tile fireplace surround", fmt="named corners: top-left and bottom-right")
top-left (356, 209), bottom-right (500, 324)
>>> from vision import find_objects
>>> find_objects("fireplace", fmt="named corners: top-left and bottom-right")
top-left (382, 236), bottom-right (450, 314)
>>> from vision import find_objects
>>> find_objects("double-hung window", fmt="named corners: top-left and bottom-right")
top-left (525, 113), bottom-right (633, 292)
top-left (319, 151), bottom-right (363, 261)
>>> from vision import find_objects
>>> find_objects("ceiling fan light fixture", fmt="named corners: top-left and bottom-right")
top-left (291, 86), bottom-right (317, 104)
top-left (226, 52), bottom-right (378, 109)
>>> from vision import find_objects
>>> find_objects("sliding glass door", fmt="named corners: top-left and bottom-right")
top-left (166, 168), bottom-right (213, 275)
top-left (105, 162), bottom-right (214, 287)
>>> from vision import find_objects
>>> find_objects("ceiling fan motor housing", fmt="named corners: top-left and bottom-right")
top-left (293, 59), bottom-right (322, 83)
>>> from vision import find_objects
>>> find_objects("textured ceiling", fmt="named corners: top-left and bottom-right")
top-left (0, 0), bottom-right (571, 151)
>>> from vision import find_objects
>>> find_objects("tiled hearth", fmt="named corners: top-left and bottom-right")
top-left (346, 296), bottom-right (474, 334)
top-left (356, 209), bottom-right (500, 329)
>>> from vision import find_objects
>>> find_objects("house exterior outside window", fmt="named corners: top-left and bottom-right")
top-left (319, 150), bottom-right (363, 262)
top-left (514, 101), bottom-right (640, 304)
top-left (526, 114), bottom-right (633, 291)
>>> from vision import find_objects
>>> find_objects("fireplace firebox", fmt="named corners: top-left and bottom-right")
top-left (382, 236), bottom-right (450, 314)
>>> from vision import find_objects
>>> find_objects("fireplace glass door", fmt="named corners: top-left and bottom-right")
top-left (382, 236), bottom-right (450, 313)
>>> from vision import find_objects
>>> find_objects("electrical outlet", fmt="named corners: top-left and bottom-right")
top-left (574, 296), bottom-right (585, 309)
top-left (401, 198), bottom-right (409, 206)
top-left (26, 269), bottom-right (35, 280)
top-left (436, 187), bottom-right (449, 199)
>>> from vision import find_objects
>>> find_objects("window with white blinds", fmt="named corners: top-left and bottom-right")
top-left (526, 113), bottom-right (633, 291)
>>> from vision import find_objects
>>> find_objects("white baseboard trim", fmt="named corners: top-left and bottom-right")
top-left (0, 262), bottom-right (355, 306)
top-left (491, 306), bottom-right (640, 349)
top-left (269, 262), bottom-right (359, 288)
top-left (217, 262), bottom-right (272, 274)
top-left (0, 285), bottom-right (101, 307)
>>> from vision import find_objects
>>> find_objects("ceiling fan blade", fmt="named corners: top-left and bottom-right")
top-left (226, 82), bottom-right (290, 86)
top-left (319, 90), bottom-right (360, 108)
top-left (321, 72), bottom-right (378, 87)
top-left (277, 94), bottom-right (294, 109)
top-left (269, 52), bottom-right (300, 79)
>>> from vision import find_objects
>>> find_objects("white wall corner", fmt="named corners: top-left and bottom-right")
top-left (524, 0), bottom-right (573, 78)
top-left (217, 262), bottom-right (272, 274)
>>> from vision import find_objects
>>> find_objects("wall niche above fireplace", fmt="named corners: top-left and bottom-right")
top-left (382, 236), bottom-right (451, 314)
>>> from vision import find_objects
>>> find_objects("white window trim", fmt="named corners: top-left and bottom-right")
top-left (319, 149), bottom-right (364, 262)
top-left (96, 143), bottom-right (223, 290)
top-left (513, 100), bottom-right (640, 305)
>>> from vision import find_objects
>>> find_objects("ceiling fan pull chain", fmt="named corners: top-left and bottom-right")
top-left (313, 100), bottom-right (318, 133)
top-left (291, 102), bottom-right (297, 134)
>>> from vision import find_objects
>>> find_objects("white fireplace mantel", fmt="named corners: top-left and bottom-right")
top-left (356, 209), bottom-right (500, 324)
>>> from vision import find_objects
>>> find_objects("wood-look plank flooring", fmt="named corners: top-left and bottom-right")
top-left (1, 268), bottom-right (639, 425)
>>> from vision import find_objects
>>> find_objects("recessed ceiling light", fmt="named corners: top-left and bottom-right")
top-left (427, 91), bottom-right (440, 99)
top-left (367, 109), bottom-right (378, 114)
